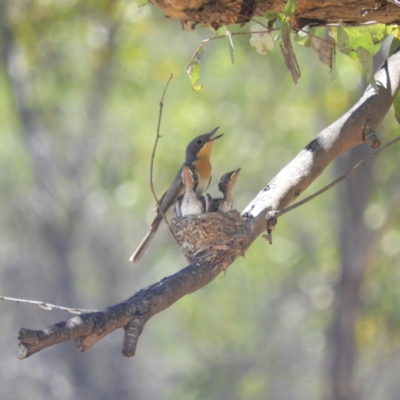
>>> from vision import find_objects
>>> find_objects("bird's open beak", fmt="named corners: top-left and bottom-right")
top-left (230, 168), bottom-right (241, 185)
top-left (233, 168), bottom-right (241, 176)
top-left (206, 127), bottom-right (223, 142)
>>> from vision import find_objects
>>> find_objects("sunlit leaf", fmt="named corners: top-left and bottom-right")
top-left (369, 24), bottom-right (389, 44)
top-left (391, 25), bottom-right (400, 39)
top-left (186, 47), bottom-right (204, 91)
top-left (356, 46), bottom-right (377, 91)
top-left (250, 23), bottom-right (274, 55)
top-left (284, 0), bottom-right (296, 16)
top-left (335, 23), bottom-right (381, 61)
top-left (393, 91), bottom-right (400, 124)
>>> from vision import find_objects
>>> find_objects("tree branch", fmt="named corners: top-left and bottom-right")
top-left (17, 50), bottom-right (400, 359)
top-left (149, 0), bottom-right (400, 29)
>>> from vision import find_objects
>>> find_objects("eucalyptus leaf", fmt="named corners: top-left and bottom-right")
top-left (186, 47), bottom-right (204, 91)
top-left (369, 24), bottom-right (390, 44)
top-left (355, 46), bottom-right (377, 91)
top-left (337, 23), bottom-right (349, 55)
top-left (336, 24), bottom-right (381, 61)
top-left (284, 0), bottom-right (296, 16)
top-left (294, 26), bottom-right (315, 47)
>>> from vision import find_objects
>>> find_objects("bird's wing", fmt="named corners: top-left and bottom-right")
top-left (130, 167), bottom-right (184, 263)
top-left (157, 167), bottom-right (184, 214)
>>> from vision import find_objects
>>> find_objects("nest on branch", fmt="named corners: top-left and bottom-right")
top-left (169, 210), bottom-right (249, 270)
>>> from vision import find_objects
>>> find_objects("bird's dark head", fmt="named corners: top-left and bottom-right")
top-left (218, 168), bottom-right (241, 193)
top-left (185, 127), bottom-right (223, 164)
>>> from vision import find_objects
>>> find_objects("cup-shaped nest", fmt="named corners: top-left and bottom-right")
top-left (169, 210), bottom-right (249, 269)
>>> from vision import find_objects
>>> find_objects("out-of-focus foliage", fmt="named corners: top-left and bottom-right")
top-left (0, 1), bottom-right (400, 399)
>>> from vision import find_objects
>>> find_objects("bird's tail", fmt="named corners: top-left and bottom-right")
top-left (129, 228), bottom-right (157, 262)
top-left (129, 215), bottom-right (163, 262)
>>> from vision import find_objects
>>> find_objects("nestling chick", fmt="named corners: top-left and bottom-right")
top-left (206, 168), bottom-right (241, 212)
top-left (174, 164), bottom-right (205, 218)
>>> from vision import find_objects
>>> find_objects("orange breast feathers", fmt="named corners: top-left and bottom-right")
top-left (193, 158), bottom-right (212, 180)
top-left (192, 140), bottom-right (216, 193)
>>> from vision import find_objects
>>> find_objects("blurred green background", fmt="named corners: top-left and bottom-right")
top-left (1, 1), bottom-right (400, 399)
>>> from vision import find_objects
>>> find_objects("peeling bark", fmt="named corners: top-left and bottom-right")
top-left (149, 0), bottom-right (400, 29)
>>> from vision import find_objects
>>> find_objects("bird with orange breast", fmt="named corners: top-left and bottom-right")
top-left (130, 127), bottom-right (223, 262)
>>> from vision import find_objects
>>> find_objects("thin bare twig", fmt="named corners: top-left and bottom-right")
top-left (297, 27), bottom-right (336, 47)
top-left (149, 74), bottom-right (178, 241)
top-left (0, 296), bottom-right (98, 314)
top-left (277, 135), bottom-right (400, 218)
top-left (149, 73), bottom-right (173, 212)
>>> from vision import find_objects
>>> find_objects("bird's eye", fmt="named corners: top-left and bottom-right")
top-left (196, 139), bottom-right (203, 146)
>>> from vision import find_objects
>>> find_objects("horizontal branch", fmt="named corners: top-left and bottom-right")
top-left (18, 261), bottom-right (221, 358)
top-left (18, 50), bottom-right (400, 359)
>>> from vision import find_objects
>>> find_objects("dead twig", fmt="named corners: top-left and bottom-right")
top-left (150, 73), bottom-right (174, 211)
top-left (0, 296), bottom-right (98, 314)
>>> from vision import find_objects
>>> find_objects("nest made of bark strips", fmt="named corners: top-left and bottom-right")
top-left (170, 210), bottom-right (249, 269)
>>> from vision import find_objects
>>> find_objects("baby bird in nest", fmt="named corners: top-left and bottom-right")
top-left (174, 164), bottom-right (205, 218)
top-left (205, 168), bottom-right (241, 212)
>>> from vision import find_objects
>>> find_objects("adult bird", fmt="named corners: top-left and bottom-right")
top-left (130, 127), bottom-right (223, 262)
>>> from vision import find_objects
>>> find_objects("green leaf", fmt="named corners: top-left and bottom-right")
top-left (389, 37), bottom-right (400, 56)
top-left (391, 25), bottom-right (400, 39)
top-left (280, 19), bottom-right (290, 38)
top-left (294, 26), bottom-right (315, 47)
top-left (216, 26), bottom-right (227, 36)
top-left (264, 11), bottom-right (277, 21)
top-left (356, 46), bottom-right (377, 91)
top-left (369, 24), bottom-right (390, 45)
top-left (335, 23), bottom-right (381, 61)
top-left (227, 31), bottom-right (235, 65)
top-left (135, 0), bottom-right (149, 7)
top-left (393, 91), bottom-right (400, 124)
top-left (337, 22), bottom-right (349, 55)
top-left (283, 0), bottom-right (296, 16)
top-left (186, 47), bottom-right (204, 91)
